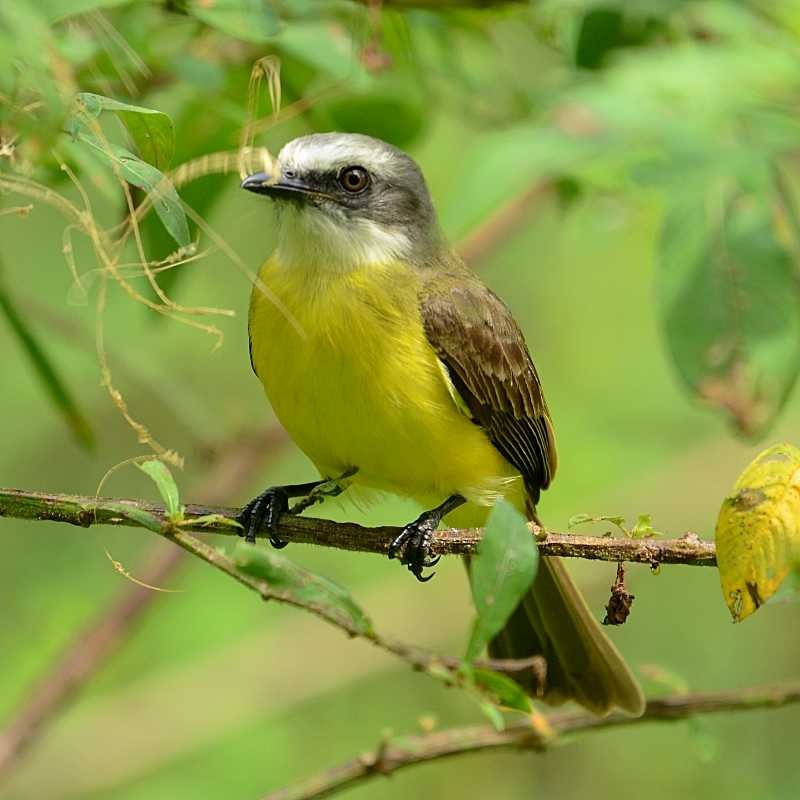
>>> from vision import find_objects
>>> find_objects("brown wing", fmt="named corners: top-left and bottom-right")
top-left (421, 277), bottom-right (557, 504)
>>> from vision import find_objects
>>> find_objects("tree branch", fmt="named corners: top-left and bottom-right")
top-left (0, 482), bottom-right (717, 721)
top-left (0, 487), bottom-right (717, 567)
top-left (0, 485), bottom-right (555, 686)
top-left (261, 681), bottom-right (800, 800)
top-left (0, 482), bottom-right (718, 749)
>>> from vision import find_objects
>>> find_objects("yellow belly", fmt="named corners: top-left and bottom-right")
top-left (248, 256), bottom-right (523, 513)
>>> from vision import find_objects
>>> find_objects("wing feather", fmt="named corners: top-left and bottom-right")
top-left (421, 277), bottom-right (557, 503)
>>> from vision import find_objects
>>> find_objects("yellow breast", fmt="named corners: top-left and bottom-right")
top-left (248, 255), bottom-right (522, 509)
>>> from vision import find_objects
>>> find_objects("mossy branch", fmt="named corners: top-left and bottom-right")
top-left (0, 486), bottom-right (716, 567)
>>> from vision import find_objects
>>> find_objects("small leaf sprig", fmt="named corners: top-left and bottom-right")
top-left (568, 512), bottom-right (663, 539)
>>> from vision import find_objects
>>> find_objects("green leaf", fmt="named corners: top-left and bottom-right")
top-left (465, 500), bottom-right (538, 661)
top-left (76, 131), bottom-right (190, 247)
top-left (0, 278), bottom-right (93, 450)
top-left (103, 501), bottom-right (163, 533)
top-left (569, 512), bottom-right (660, 538)
top-left (658, 191), bottom-right (800, 437)
top-left (457, 664), bottom-right (531, 730)
top-left (186, 0), bottom-right (278, 44)
top-left (471, 668), bottom-right (533, 714)
top-left (630, 513), bottom-right (661, 539)
top-left (136, 459), bottom-right (182, 521)
top-left (568, 513), bottom-right (627, 530)
top-left (715, 443), bottom-right (800, 622)
top-left (234, 543), bottom-right (374, 637)
top-left (184, 514), bottom-right (242, 530)
top-left (77, 92), bottom-right (175, 170)
top-left (137, 92), bottom-right (231, 298)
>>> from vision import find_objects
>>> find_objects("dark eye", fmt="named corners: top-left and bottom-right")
top-left (338, 166), bottom-right (369, 193)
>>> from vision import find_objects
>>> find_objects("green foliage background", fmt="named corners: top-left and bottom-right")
top-left (1, 0), bottom-right (799, 797)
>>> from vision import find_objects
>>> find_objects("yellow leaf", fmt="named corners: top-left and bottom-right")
top-left (716, 443), bottom-right (800, 622)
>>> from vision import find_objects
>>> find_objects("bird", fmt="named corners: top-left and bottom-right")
top-left (238, 132), bottom-right (644, 716)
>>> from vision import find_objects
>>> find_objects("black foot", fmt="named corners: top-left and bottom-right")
top-left (236, 469), bottom-right (357, 548)
top-left (387, 495), bottom-right (465, 582)
top-left (388, 512), bottom-right (442, 582)
top-left (236, 487), bottom-right (290, 547)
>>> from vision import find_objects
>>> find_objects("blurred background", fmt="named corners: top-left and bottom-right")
top-left (1, 1), bottom-right (799, 798)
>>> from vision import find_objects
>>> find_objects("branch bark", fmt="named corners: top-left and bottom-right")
top-left (261, 681), bottom-right (800, 800)
top-left (0, 483), bottom-right (554, 689)
top-left (0, 482), bottom-right (717, 719)
top-left (0, 487), bottom-right (717, 567)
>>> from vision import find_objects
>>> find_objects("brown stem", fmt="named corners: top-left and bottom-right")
top-left (0, 488), bottom-right (717, 566)
top-left (260, 681), bottom-right (800, 800)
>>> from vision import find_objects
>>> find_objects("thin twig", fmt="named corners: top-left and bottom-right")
top-left (0, 487), bottom-right (717, 566)
top-left (0, 426), bottom-right (288, 780)
top-left (260, 681), bottom-right (800, 800)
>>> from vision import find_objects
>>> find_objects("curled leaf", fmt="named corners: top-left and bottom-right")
top-left (102, 501), bottom-right (162, 533)
top-left (715, 443), bottom-right (800, 621)
top-left (136, 459), bottom-right (182, 521)
top-left (76, 92), bottom-right (175, 170)
top-left (234, 543), bottom-right (374, 637)
top-left (76, 131), bottom-right (190, 247)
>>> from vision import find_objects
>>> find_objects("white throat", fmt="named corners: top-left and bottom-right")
top-left (274, 204), bottom-right (413, 272)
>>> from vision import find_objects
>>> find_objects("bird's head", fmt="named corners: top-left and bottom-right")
top-left (241, 132), bottom-right (441, 270)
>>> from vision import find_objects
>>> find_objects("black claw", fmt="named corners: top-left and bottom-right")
top-left (236, 487), bottom-right (289, 545)
top-left (388, 514), bottom-right (439, 582)
top-left (236, 473), bottom-right (355, 548)
top-left (387, 495), bottom-right (465, 583)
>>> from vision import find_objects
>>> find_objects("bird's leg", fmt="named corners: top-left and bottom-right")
top-left (388, 494), bottom-right (465, 582)
top-left (237, 468), bottom-right (356, 546)
top-left (237, 481), bottom-right (322, 547)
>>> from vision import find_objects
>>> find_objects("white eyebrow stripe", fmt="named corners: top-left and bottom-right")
top-left (278, 137), bottom-right (395, 176)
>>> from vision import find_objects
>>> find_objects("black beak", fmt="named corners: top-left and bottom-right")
top-left (240, 172), bottom-right (323, 200)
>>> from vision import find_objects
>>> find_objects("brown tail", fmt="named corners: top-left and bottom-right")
top-left (489, 503), bottom-right (644, 716)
